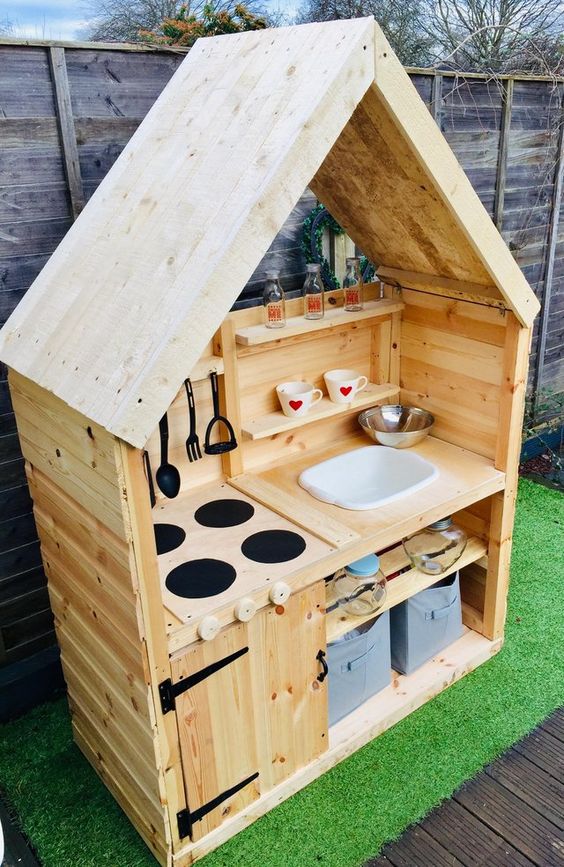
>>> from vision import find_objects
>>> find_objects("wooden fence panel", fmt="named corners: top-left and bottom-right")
top-left (0, 40), bottom-right (562, 676)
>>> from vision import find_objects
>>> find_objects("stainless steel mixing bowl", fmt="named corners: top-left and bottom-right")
top-left (358, 405), bottom-right (434, 448)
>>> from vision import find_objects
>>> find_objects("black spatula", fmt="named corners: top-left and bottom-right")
top-left (204, 371), bottom-right (238, 455)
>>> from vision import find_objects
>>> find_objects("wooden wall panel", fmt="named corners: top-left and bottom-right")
top-left (399, 288), bottom-right (506, 458)
top-left (11, 372), bottom-right (170, 859)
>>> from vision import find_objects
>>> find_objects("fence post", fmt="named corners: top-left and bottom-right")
top-left (494, 78), bottom-right (513, 232)
top-left (49, 46), bottom-right (85, 219)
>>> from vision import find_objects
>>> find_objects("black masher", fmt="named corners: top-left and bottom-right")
top-left (204, 370), bottom-right (238, 455)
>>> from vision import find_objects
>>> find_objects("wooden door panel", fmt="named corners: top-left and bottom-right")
top-left (249, 582), bottom-right (328, 790)
top-left (171, 622), bottom-right (259, 841)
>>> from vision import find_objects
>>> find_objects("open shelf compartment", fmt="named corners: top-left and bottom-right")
top-left (241, 381), bottom-right (399, 440)
top-left (326, 535), bottom-right (488, 643)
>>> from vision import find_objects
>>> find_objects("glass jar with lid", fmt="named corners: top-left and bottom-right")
top-left (402, 516), bottom-right (467, 575)
top-left (263, 270), bottom-right (286, 329)
top-left (331, 553), bottom-right (387, 616)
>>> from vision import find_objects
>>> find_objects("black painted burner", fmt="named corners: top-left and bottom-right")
top-left (194, 498), bottom-right (255, 529)
top-left (154, 523), bottom-right (186, 555)
top-left (165, 559), bottom-right (236, 599)
top-left (241, 530), bottom-right (306, 564)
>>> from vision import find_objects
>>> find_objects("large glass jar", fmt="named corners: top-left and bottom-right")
top-left (402, 517), bottom-right (467, 575)
top-left (331, 553), bottom-right (387, 616)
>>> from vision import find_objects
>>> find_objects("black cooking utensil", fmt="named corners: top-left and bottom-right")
top-left (155, 413), bottom-right (181, 498)
top-left (143, 450), bottom-right (156, 508)
top-left (184, 378), bottom-right (202, 462)
top-left (204, 370), bottom-right (238, 455)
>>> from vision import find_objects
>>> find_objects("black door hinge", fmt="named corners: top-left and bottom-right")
top-left (159, 645), bottom-right (249, 715)
top-left (176, 771), bottom-right (259, 840)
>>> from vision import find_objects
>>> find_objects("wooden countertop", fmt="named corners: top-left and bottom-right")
top-left (164, 435), bottom-right (504, 652)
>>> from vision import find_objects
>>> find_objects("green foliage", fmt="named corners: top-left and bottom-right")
top-left (140, 3), bottom-right (266, 46)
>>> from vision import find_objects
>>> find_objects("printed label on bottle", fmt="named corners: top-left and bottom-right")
top-left (345, 287), bottom-right (360, 306)
top-left (267, 304), bottom-right (283, 323)
top-left (306, 296), bottom-right (322, 314)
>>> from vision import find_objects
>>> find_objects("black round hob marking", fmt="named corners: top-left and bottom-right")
top-left (194, 498), bottom-right (255, 528)
top-left (154, 523), bottom-right (186, 555)
top-left (241, 530), bottom-right (306, 564)
top-left (165, 559), bottom-right (236, 599)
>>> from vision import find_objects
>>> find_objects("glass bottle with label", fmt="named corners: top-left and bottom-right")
top-left (263, 270), bottom-right (286, 329)
top-left (303, 263), bottom-right (324, 320)
top-left (343, 257), bottom-right (363, 311)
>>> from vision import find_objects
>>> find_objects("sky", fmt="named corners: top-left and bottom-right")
top-left (0, 0), bottom-right (296, 41)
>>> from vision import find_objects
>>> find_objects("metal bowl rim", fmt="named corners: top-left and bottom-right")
top-left (358, 405), bottom-right (435, 428)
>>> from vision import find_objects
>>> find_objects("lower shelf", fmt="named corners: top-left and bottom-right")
top-left (328, 627), bottom-right (499, 749)
top-left (175, 627), bottom-right (502, 863)
top-left (326, 536), bottom-right (487, 642)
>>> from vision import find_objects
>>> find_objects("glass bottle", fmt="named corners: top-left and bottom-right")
top-left (343, 257), bottom-right (363, 312)
top-left (331, 553), bottom-right (387, 616)
top-left (303, 263), bottom-right (325, 320)
top-left (402, 517), bottom-right (467, 576)
top-left (263, 270), bottom-right (286, 329)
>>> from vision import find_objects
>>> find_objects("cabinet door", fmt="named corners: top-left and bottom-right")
top-left (171, 622), bottom-right (259, 841)
top-left (249, 581), bottom-right (328, 791)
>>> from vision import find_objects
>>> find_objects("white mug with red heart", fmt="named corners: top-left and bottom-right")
top-left (324, 369), bottom-right (368, 404)
top-left (276, 381), bottom-right (323, 417)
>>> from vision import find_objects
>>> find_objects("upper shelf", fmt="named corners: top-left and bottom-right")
top-left (234, 299), bottom-right (404, 347)
top-left (241, 381), bottom-right (399, 440)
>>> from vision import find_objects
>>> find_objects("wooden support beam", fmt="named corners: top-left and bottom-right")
top-left (494, 78), bottom-right (513, 232)
top-left (377, 266), bottom-right (506, 308)
top-left (484, 314), bottom-right (530, 640)
top-left (533, 86), bottom-right (564, 414)
top-left (48, 47), bottom-right (85, 220)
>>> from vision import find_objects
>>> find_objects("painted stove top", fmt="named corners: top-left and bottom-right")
top-left (153, 483), bottom-right (335, 625)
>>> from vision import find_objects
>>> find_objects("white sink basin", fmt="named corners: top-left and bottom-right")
top-left (298, 445), bottom-right (439, 510)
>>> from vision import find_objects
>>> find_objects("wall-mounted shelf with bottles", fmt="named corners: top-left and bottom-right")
top-left (234, 298), bottom-right (403, 348)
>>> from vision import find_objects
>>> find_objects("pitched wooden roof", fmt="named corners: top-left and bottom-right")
top-left (0, 19), bottom-right (539, 448)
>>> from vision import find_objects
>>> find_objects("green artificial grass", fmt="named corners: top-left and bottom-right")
top-left (1, 479), bottom-right (563, 867)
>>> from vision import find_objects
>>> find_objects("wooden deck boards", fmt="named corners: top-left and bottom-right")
top-left (367, 707), bottom-right (564, 867)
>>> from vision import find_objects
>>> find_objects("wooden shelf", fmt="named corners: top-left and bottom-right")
top-left (241, 381), bottom-right (399, 440)
top-left (189, 354), bottom-right (224, 381)
top-left (326, 535), bottom-right (487, 643)
top-left (234, 299), bottom-right (404, 346)
top-left (328, 629), bottom-right (502, 747)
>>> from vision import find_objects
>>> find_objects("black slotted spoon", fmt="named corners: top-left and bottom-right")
top-left (204, 371), bottom-right (238, 455)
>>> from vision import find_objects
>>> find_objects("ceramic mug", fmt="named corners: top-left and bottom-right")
top-left (276, 381), bottom-right (323, 417)
top-left (324, 369), bottom-right (368, 404)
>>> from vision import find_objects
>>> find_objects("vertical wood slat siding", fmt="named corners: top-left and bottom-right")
top-left (0, 42), bottom-right (562, 674)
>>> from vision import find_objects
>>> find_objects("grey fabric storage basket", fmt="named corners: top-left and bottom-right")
top-left (327, 610), bottom-right (391, 726)
top-left (390, 571), bottom-right (463, 675)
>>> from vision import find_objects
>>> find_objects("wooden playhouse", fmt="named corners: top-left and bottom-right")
top-left (0, 18), bottom-right (540, 866)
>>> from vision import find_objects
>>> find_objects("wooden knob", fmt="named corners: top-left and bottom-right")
top-left (197, 616), bottom-right (220, 641)
top-left (269, 582), bottom-right (291, 605)
top-left (234, 598), bottom-right (257, 622)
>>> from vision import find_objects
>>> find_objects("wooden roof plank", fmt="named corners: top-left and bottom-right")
top-left (0, 19), bottom-right (376, 447)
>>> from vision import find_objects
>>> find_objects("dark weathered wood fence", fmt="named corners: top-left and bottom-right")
top-left (0, 38), bottom-right (562, 690)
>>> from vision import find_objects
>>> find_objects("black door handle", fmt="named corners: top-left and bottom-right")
top-left (316, 649), bottom-right (328, 682)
